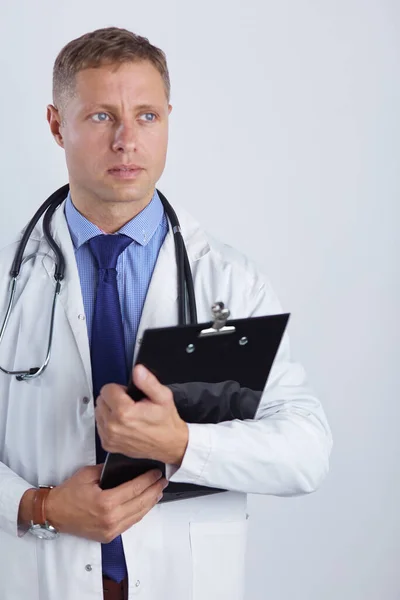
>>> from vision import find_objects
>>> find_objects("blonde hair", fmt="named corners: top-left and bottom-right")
top-left (52, 26), bottom-right (170, 113)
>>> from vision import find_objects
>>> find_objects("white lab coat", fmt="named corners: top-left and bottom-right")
top-left (0, 198), bottom-right (332, 600)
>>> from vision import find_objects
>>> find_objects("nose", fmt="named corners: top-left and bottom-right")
top-left (111, 121), bottom-right (138, 153)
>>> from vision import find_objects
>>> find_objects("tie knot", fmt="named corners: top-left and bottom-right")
top-left (88, 234), bottom-right (132, 269)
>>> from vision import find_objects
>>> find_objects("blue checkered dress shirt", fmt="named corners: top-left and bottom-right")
top-left (64, 190), bottom-right (168, 368)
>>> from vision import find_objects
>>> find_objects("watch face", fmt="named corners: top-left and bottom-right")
top-left (29, 525), bottom-right (59, 540)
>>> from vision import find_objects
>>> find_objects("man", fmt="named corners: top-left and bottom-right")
top-left (0, 27), bottom-right (332, 600)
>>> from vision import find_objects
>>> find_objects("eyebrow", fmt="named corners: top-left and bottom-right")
top-left (83, 103), bottom-right (163, 113)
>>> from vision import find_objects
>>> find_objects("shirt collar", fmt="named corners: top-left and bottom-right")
top-left (64, 189), bottom-right (164, 250)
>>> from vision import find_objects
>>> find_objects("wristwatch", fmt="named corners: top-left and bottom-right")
top-left (29, 486), bottom-right (59, 540)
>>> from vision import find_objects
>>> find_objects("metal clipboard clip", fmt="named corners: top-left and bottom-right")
top-left (198, 302), bottom-right (236, 337)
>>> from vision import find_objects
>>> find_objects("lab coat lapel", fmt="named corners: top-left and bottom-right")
top-left (41, 201), bottom-right (93, 393)
top-left (134, 205), bottom-right (210, 364)
top-left (134, 217), bottom-right (178, 362)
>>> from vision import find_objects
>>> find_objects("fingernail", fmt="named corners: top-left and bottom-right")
top-left (154, 470), bottom-right (163, 480)
top-left (162, 480), bottom-right (169, 490)
top-left (157, 493), bottom-right (163, 502)
top-left (136, 365), bottom-right (148, 383)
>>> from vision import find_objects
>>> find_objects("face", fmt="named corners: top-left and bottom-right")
top-left (47, 60), bottom-right (171, 210)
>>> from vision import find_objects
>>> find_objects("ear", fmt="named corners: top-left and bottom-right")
top-left (47, 104), bottom-right (65, 149)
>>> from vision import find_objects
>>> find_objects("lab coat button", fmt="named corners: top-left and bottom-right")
top-left (85, 564), bottom-right (92, 572)
top-left (78, 314), bottom-right (86, 321)
top-left (135, 580), bottom-right (140, 587)
top-left (82, 397), bottom-right (90, 405)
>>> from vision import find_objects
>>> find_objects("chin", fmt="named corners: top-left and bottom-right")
top-left (104, 184), bottom-right (153, 204)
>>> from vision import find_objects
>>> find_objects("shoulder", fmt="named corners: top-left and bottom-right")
top-left (0, 228), bottom-right (41, 272)
top-left (175, 204), bottom-right (283, 317)
top-left (0, 222), bottom-right (44, 308)
top-left (177, 204), bottom-right (263, 278)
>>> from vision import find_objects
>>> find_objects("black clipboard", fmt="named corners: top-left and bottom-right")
top-left (100, 304), bottom-right (290, 502)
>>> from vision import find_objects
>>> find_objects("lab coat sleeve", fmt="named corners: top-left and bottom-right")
top-left (167, 279), bottom-right (332, 496)
top-left (0, 241), bottom-right (37, 537)
top-left (0, 462), bottom-right (35, 537)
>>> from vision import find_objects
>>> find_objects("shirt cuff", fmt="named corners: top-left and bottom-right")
top-left (166, 423), bottom-right (213, 484)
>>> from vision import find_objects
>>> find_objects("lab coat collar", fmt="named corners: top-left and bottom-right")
top-left (33, 193), bottom-right (211, 261)
top-left (38, 193), bottom-right (210, 382)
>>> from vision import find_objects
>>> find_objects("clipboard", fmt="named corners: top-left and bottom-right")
top-left (100, 303), bottom-right (290, 502)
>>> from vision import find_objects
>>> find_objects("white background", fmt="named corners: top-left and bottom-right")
top-left (0, 1), bottom-right (399, 598)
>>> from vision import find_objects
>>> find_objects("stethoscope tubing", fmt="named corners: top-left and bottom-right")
top-left (0, 184), bottom-right (197, 381)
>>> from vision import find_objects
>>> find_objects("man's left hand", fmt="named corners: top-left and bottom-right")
top-left (95, 365), bottom-right (189, 466)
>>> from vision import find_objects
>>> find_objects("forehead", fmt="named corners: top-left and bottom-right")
top-left (73, 60), bottom-right (167, 105)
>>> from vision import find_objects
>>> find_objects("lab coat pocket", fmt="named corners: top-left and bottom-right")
top-left (189, 518), bottom-right (248, 600)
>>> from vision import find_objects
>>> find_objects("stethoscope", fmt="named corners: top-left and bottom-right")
top-left (0, 183), bottom-right (197, 381)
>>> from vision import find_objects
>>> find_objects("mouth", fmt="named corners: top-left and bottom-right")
top-left (107, 166), bottom-right (143, 180)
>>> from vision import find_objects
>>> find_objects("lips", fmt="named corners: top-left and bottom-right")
top-left (110, 168), bottom-right (138, 171)
top-left (107, 166), bottom-right (143, 180)
top-left (109, 165), bottom-right (142, 172)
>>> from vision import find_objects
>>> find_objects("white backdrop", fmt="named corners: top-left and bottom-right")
top-left (0, 1), bottom-right (399, 598)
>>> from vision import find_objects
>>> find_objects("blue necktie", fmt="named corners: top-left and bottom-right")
top-left (88, 233), bottom-right (133, 583)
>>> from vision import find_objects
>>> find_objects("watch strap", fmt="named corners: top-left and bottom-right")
top-left (32, 487), bottom-right (52, 525)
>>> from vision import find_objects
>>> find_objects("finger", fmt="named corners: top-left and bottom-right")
top-left (95, 403), bottom-right (110, 444)
top-left (95, 410), bottom-right (105, 443)
top-left (78, 464), bottom-right (104, 483)
top-left (102, 469), bottom-right (164, 505)
top-left (96, 394), bottom-right (112, 415)
top-left (100, 383), bottom-right (130, 411)
top-left (133, 365), bottom-right (172, 406)
top-left (115, 477), bottom-right (167, 535)
top-left (95, 398), bottom-right (111, 433)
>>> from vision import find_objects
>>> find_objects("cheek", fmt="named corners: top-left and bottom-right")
top-left (64, 128), bottom-right (109, 171)
top-left (145, 129), bottom-right (168, 171)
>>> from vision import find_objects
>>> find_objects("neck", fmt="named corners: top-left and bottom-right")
top-left (68, 183), bottom-right (155, 233)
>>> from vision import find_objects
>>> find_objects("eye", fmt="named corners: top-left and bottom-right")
top-left (91, 112), bottom-right (110, 122)
top-left (139, 113), bottom-right (157, 122)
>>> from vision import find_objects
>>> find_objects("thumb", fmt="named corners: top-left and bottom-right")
top-left (78, 464), bottom-right (104, 483)
top-left (133, 365), bottom-right (170, 405)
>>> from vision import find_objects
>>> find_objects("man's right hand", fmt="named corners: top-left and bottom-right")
top-left (36, 466), bottom-right (167, 543)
